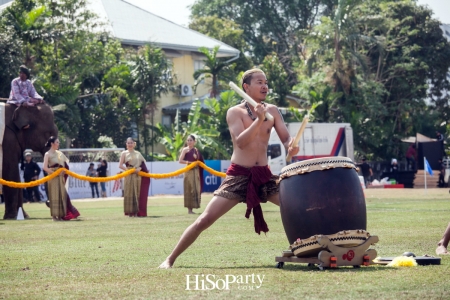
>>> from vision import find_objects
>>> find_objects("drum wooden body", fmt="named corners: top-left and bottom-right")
top-left (279, 157), bottom-right (366, 245)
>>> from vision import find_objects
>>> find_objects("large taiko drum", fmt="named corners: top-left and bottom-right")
top-left (279, 156), bottom-right (366, 245)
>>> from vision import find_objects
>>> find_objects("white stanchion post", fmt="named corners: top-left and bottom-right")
top-left (424, 157), bottom-right (427, 194)
top-left (17, 207), bottom-right (25, 220)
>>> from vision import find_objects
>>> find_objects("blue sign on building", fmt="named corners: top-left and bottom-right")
top-left (203, 160), bottom-right (222, 192)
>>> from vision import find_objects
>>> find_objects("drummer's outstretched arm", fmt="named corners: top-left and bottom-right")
top-left (273, 110), bottom-right (299, 156)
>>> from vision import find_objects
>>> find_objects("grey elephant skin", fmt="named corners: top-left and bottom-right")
top-left (2, 103), bottom-right (58, 219)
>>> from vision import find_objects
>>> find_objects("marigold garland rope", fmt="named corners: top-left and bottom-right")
top-left (0, 161), bottom-right (227, 188)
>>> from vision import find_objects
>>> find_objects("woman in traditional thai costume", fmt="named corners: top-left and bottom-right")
top-left (179, 135), bottom-right (204, 214)
top-left (119, 137), bottom-right (150, 217)
top-left (43, 136), bottom-right (80, 221)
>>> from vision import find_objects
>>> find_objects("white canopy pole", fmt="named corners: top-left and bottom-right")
top-left (424, 156), bottom-right (427, 194)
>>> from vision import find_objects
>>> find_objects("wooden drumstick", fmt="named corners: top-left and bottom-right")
top-left (286, 116), bottom-right (309, 163)
top-left (229, 81), bottom-right (274, 121)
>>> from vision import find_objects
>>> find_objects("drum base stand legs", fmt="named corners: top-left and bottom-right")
top-left (275, 236), bottom-right (379, 270)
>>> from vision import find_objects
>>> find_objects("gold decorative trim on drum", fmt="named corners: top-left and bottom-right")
top-left (279, 156), bottom-right (357, 180)
top-left (290, 230), bottom-right (370, 257)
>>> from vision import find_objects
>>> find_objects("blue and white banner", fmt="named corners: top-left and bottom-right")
top-left (203, 160), bottom-right (221, 193)
top-left (424, 157), bottom-right (434, 176)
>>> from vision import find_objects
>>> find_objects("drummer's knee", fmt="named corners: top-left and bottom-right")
top-left (267, 193), bottom-right (280, 206)
top-left (193, 214), bottom-right (214, 232)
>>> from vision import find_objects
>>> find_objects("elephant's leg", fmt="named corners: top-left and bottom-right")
top-left (3, 160), bottom-right (24, 220)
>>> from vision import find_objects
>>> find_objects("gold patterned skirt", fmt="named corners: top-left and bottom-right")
top-left (184, 167), bottom-right (201, 209)
top-left (47, 173), bottom-right (67, 218)
top-left (124, 172), bottom-right (141, 214)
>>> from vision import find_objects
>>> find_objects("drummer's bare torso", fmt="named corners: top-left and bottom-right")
top-left (228, 102), bottom-right (278, 167)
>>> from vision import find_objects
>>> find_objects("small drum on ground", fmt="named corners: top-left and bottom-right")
top-left (279, 156), bottom-right (366, 245)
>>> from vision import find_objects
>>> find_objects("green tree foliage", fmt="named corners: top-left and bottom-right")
top-left (204, 90), bottom-right (241, 157)
top-left (130, 44), bottom-right (175, 155)
top-left (260, 53), bottom-right (290, 107)
top-left (191, 0), bottom-right (335, 85)
top-left (1, 0), bottom-right (47, 68)
top-left (296, 0), bottom-right (450, 159)
top-left (0, 28), bottom-right (23, 97)
top-left (155, 100), bottom-right (229, 161)
top-left (189, 16), bottom-right (252, 78)
top-left (193, 45), bottom-right (232, 98)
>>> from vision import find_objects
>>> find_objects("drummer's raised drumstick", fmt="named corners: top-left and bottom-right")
top-left (286, 116), bottom-right (309, 163)
top-left (229, 81), bottom-right (274, 121)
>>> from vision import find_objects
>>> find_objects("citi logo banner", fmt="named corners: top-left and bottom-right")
top-left (185, 274), bottom-right (265, 290)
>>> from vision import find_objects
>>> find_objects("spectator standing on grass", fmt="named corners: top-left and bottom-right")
top-left (86, 163), bottom-right (99, 198)
top-left (97, 160), bottom-right (108, 198)
top-left (179, 135), bottom-right (204, 215)
top-left (43, 136), bottom-right (80, 221)
top-left (438, 159), bottom-right (445, 188)
top-left (357, 158), bottom-right (373, 188)
top-left (406, 144), bottom-right (417, 171)
top-left (390, 158), bottom-right (399, 184)
top-left (22, 152), bottom-right (42, 203)
top-left (118, 137), bottom-right (150, 217)
top-left (437, 131), bottom-right (445, 158)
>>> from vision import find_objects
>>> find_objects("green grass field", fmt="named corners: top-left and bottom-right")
top-left (1, 189), bottom-right (449, 299)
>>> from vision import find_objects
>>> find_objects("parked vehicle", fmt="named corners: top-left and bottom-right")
top-left (268, 123), bottom-right (354, 175)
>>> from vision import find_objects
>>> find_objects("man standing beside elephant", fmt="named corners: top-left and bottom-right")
top-left (22, 152), bottom-right (42, 203)
top-left (7, 65), bottom-right (45, 107)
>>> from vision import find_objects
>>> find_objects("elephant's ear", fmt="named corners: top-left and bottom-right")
top-left (12, 107), bottom-right (30, 129)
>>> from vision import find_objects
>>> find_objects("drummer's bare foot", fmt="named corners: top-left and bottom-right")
top-left (158, 258), bottom-right (174, 269)
top-left (436, 245), bottom-right (449, 255)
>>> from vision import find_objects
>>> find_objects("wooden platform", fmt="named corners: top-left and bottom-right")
top-left (275, 236), bottom-right (379, 270)
top-left (413, 170), bottom-right (440, 188)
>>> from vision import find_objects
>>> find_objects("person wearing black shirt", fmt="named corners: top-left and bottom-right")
top-left (97, 160), bottom-right (108, 198)
top-left (390, 158), bottom-right (399, 183)
top-left (23, 152), bottom-right (41, 202)
top-left (438, 159), bottom-right (446, 188)
top-left (357, 158), bottom-right (373, 188)
top-left (436, 131), bottom-right (445, 158)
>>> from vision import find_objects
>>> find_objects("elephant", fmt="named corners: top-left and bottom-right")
top-left (2, 103), bottom-right (58, 219)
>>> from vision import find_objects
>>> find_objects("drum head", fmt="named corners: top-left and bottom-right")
top-left (280, 156), bottom-right (356, 180)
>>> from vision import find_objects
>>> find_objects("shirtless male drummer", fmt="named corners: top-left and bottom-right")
top-left (159, 68), bottom-right (299, 268)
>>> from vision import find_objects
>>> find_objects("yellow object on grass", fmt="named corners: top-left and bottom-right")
top-left (386, 256), bottom-right (418, 267)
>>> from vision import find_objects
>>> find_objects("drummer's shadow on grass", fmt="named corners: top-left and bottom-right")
top-left (281, 264), bottom-right (391, 272)
top-left (176, 264), bottom-right (281, 270)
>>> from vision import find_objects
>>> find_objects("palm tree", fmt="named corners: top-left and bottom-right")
top-left (130, 44), bottom-right (175, 156)
top-left (193, 45), bottom-right (232, 98)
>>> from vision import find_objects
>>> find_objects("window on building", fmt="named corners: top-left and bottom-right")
top-left (194, 60), bottom-right (205, 71)
top-left (194, 60), bottom-right (206, 84)
top-left (162, 115), bottom-right (171, 128)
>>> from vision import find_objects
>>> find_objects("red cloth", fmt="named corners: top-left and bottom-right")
top-left (138, 161), bottom-right (150, 217)
top-left (226, 163), bottom-right (272, 234)
top-left (406, 145), bottom-right (417, 160)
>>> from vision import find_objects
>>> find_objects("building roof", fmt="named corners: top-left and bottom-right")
top-left (162, 96), bottom-right (211, 115)
top-left (95, 0), bottom-right (239, 57)
top-left (440, 24), bottom-right (450, 42)
top-left (1, 0), bottom-right (240, 57)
